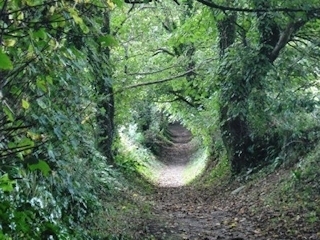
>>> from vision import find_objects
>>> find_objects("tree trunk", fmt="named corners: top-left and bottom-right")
top-left (215, 12), bottom-right (253, 173)
top-left (219, 56), bottom-right (271, 173)
top-left (216, 8), bottom-right (273, 173)
top-left (96, 11), bottom-right (115, 163)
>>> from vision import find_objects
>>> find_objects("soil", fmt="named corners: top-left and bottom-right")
top-left (155, 122), bottom-right (196, 187)
top-left (140, 123), bottom-right (320, 240)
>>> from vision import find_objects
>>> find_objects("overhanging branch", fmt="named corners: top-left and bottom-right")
top-left (126, 64), bottom-right (180, 76)
top-left (169, 90), bottom-right (196, 107)
top-left (114, 57), bottom-right (214, 95)
top-left (270, 20), bottom-right (307, 61)
top-left (115, 69), bottom-right (193, 94)
top-left (152, 48), bottom-right (175, 57)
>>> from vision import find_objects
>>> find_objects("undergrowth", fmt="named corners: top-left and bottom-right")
top-left (262, 144), bottom-right (320, 233)
top-left (184, 145), bottom-right (209, 185)
top-left (117, 124), bottom-right (163, 184)
top-left (91, 165), bottom-right (154, 239)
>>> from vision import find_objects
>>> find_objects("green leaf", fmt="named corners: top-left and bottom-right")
top-left (48, 144), bottom-right (56, 161)
top-left (50, 13), bottom-right (66, 28)
top-left (18, 137), bottom-right (34, 149)
top-left (80, 23), bottom-right (90, 34)
top-left (0, 50), bottom-right (13, 70)
top-left (36, 98), bottom-right (47, 109)
top-left (3, 105), bottom-right (15, 121)
top-left (53, 126), bottom-right (63, 140)
top-left (32, 28), bottom-right (47, 40)
top-left (46, 75), bottom-right (53, 85)
top-left (69, 8), bottom-right (83, 25)
top-left (98, 35), bottom-right (118, 47)
top-left (15, 137), bottom-right (34, 157)
top-left (28, 160), bottom-right (51, 177)
top-left (25, 0), bottom-right (43, 6)
top-left (36, 78), bottom-right (47, 92)
top-left (22, 99), bottom-right (30, 109)
top-left (0, 174), bottom-right (15, 192)
top-left (3, 38), bottom-right (16, 47)
top-left (113, 0), bottom-right (124, 7)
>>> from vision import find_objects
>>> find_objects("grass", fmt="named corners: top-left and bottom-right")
top-left (90, 159), bottom-right (156, 239)
top-left (183, 145), bottom-right (209, 185)
top-left (117, 124), bottom-right (164, 184)
top-left (275, 145), bottom-right (320, 223)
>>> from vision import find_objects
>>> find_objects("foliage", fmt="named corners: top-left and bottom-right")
top-left (183, 145), bottom-right (209, 184)
top-left (1, 0), bottom-right (320, 238)
top-left (0, 0), bottom-right (119, 238)
top-left (117, 124), bottom-right (161, 183)
top-left (258, 143), bottom-right (320, 236)
top-left (110, 0), bottom-right (320, 177)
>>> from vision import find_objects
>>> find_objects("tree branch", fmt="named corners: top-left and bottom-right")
top-left (124, 0), bottom-right (152, 4)
top-left (270, 20), bottom-right (307, 61)
top-left (115, 57), bottom-right (214, 94)
top-left (115, 69), bottom-right (193, 94)
top-left (126, 64), bottom-right (180, 76)
top-left (152, 48), bottom-right (175, 57)
top-left (169, 90), bottom-right (196, 107)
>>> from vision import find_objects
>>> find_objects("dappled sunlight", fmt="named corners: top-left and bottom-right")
top-left (149, 122), bottom-right (208, 187)
top-left (154, 146), bottom-right (209, 187)
top-left (119, 123), bottom-right (209, 187)
top-left (118, 124), bottom-right (166, 183)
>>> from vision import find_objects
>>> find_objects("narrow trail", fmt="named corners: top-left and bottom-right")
top-left (144, 123), bottom-right (259, 240)
top-left (155, 122), bottom-right (195, 188)
top-left (139, 123), bottom-right (319, 240)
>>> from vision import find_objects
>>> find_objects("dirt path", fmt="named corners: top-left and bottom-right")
top-left (155, 122), bottom-right (196, 187)
top-left (138, 123), bottom-right (319, 240)
top-left (145, 123), bottom-right (255, 240)
top-left (147, 187), bottom-right (255, 240)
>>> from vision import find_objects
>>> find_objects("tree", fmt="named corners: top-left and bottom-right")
top-left (208, 0), bottom-right (320, 173)
top-left (91, 10), bottom-right (115, 163)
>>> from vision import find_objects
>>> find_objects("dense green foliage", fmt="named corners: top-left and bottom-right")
top-left (1, 0), bottom-right (320, 238)
top-left (0, 1), bottom-right (119, 238)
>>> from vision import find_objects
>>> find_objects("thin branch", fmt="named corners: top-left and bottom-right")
top-left (112, 14), bottom-right (132, 36)
top-left (115, 57), bottom-right (215, 94)
top-left (0, 125), bottom-right (32, 132)
top-left (126, 64), bottom-right (180, 76)
top-left (152, 48), bottom-right (175, 57)
top-left (124, 0), bottom-right (152, 4)
top-left (0, 141), bottom-right (46, 159)
top-left (115, 69), bottom-right (193, 94)
top-left (294, 81), bottom-right (320, 93)
top-left (169, 90), bottom-right (196, 107)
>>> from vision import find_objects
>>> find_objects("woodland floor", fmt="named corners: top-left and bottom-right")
top-left (138, 123), bottom-right (320, 240)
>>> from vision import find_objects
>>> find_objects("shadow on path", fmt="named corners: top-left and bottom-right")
top-left (145, 123), bottom-right (254, 240)
top-left (155, 122), bottom-right (198, 187)
top-left (157, 122), bottom-right (194, 166)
